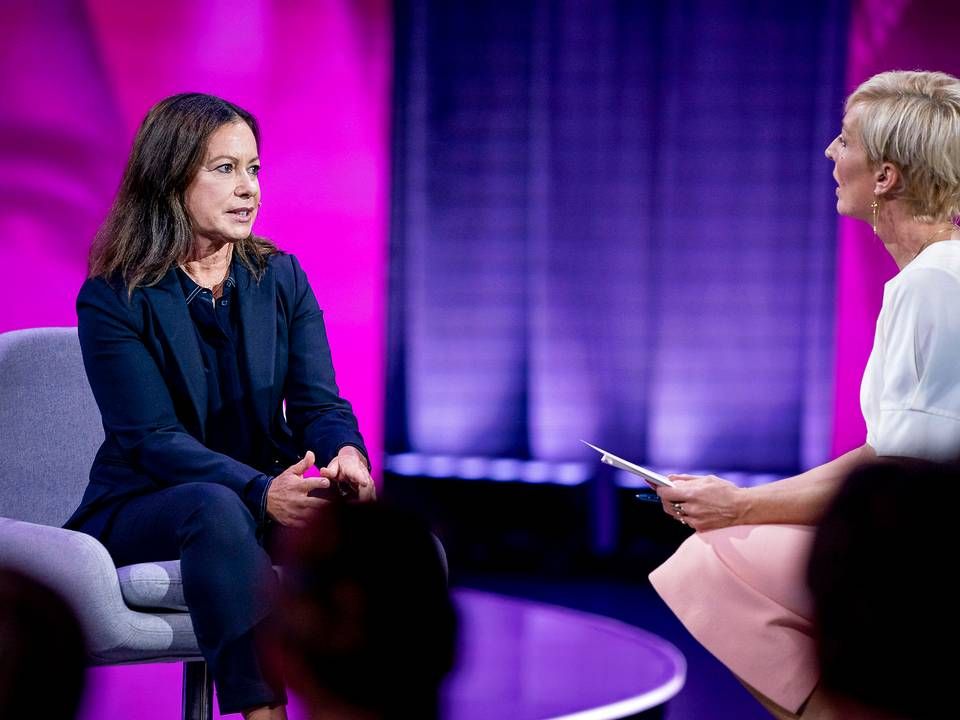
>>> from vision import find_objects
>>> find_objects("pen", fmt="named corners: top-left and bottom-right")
top-left (634, 492), bottom-right (662, 504)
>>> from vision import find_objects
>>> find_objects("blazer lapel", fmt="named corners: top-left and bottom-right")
top-left (143, 269), bottom-right (208, 434)
top-left (236, 260), bottom-right (276, 433)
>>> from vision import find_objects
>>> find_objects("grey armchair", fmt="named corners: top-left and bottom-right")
top-left (0, 327), bottom-right (213, 720)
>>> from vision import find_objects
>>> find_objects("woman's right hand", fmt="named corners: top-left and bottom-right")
top-left (266, 451), bottom-right (331, 527)
top-left (656, 474), bottom-right (747, 532)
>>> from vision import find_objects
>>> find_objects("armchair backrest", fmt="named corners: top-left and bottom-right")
top-left (0, 327), bottom-right (103, 526)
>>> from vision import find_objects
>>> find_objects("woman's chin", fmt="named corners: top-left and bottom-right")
top-left (834, 200), bottom-right (856, 219)
top-left (222, 227), bottom-right (255, 243)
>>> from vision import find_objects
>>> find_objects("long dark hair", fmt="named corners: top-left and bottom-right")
top-left (88, 93), bottom-right (279, 291)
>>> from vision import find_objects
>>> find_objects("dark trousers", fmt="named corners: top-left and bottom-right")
top-left (101, 483), bottom-right (285, 715)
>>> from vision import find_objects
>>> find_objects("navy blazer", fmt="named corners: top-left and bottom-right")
top-left (65, 252), bottom-right (367, 538)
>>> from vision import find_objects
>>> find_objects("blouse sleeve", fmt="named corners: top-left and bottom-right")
top-left (872, 267), bottom-right (960, 460)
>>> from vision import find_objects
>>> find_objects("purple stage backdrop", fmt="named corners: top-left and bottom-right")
top-left (3, 1), bottom-right (390, 718)
top-left (388, 0), bottom-right (847, 474)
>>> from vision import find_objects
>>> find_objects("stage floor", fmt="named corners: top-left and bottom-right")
top-left (442, 589), bottom-right (685, 719)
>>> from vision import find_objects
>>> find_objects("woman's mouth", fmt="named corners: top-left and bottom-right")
top-left (227, 208), bottom-right (254, 221)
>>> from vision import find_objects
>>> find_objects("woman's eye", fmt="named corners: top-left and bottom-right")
top-left (215, 163), bottom-right (233, 173)
top-left (249, 165), bottom-right (261, 177)
top-left (839, 135), bottom-right (847, 148)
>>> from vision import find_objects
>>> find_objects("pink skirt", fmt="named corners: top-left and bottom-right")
top-left (649, 524), bottom-right (818, 713)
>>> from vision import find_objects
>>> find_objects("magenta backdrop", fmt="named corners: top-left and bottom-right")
top-left (831, 0), bottom-right (960, 454)
top-left (3, 1), bottom-right (390, 717)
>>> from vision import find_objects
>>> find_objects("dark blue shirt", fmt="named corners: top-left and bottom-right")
top-left (177, 264), bottom-right (272, 522)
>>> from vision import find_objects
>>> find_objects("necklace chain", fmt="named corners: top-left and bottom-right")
top-left (181, 264), bottom-right (228, 289)
top-left (914, 224), bottom-right (957, 259)
top-left (180, 247), bottom-right (232, 293)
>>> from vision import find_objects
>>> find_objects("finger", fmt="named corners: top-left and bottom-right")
top-left (279, 513), bottom-right (308, 529)
top-left (668, 474), bottom-right (698, 482)
top-left (292, 509), bottom-right (320, 526)
top-left (289, 451), bottom-right (316, 475)
top-left (290, 507), bottom-right (324, 526)
top-left (657, 487), bottom-right (686, 503)
top-left (661, 496), bottom-right (689, 519)
top-left (319, 457), bottom-right (341, 480)
top-left (297, 496), bottom-right (329, 510)
top-left (302, 476), bottom-right (331, 492)
top-left (338, 464), bottom-right (372, 487)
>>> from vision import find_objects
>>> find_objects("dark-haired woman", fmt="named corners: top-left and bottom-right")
top-left (65, 94), bottom-right (375, 720)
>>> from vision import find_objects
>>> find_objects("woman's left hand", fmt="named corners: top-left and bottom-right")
top-left (655, 474), bottom-right (746, 531)
top-left (320, 446), bottom-right (377, 502)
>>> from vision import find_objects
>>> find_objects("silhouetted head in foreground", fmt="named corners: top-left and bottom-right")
top-left (808, 459), bottom-right (958, 720)
top-left (0, 567), bottom-right (87, 719)
top-left (267, 503), bottom-right (457, 720)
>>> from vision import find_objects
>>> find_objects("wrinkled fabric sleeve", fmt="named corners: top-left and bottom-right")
top-left (871, 267), bottom-right (960, 461)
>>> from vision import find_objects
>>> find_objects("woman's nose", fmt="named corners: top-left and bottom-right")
top-left (824, 137), bottom-right (836, 160)
top-left (235, 173), bottom-right (257, 196)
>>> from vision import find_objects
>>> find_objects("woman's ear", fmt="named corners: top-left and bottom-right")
top-left (873, 162), bottom-right (900, 197)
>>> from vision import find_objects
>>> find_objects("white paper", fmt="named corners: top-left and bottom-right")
top-left (581, 441), bottom-right (675, 488)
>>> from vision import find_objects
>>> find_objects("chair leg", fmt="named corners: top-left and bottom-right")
top-left (182, 660), bottom-right (213, 720)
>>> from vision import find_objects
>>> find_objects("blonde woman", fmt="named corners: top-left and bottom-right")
top-left (650, 70), bottom-right (960, 718)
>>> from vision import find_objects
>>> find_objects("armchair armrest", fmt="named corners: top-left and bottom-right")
top-left (0, 517), bottom-right (182, 661)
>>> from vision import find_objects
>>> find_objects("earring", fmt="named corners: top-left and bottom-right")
top-left (871, 196), bottom-right (880, 236)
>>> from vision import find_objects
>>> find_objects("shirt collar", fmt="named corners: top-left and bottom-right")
top-left (177, 263), bottom-right (237, 305)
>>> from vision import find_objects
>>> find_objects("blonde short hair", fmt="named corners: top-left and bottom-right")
top-left (847, 70), bottom-right (960, 222)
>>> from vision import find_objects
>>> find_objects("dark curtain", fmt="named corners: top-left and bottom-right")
top-left (388, 0), bottom-right (848, 474)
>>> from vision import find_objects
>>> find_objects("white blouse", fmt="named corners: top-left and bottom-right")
top-left (861, 240), bottom-right (960, 461)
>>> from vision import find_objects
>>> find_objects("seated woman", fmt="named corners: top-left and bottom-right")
top-left (64, 93), bottom-right (375, 719)
top-left (649, 70), bottom-right (960, 718)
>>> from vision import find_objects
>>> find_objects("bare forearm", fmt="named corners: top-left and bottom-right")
top-left (737, 443), bottom-right (876, 525)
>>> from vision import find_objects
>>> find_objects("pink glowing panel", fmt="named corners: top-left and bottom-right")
top-left (831, 0), bottom-right (960, 455)
top-left (5, 2), bottom-right (389, 718)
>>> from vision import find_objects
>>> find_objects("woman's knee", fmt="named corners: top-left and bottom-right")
top-left (178, 483), bottom-right (257, 546)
